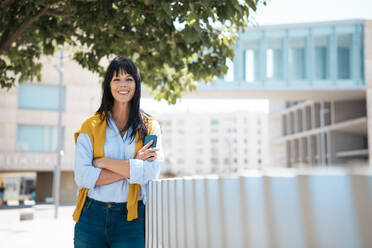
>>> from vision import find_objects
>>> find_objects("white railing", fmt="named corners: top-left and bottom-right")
top-left (146, 169), bottom-right (372, 248)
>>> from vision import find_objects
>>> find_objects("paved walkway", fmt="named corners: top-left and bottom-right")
top-left (0, 205), bottom-right (75, 248)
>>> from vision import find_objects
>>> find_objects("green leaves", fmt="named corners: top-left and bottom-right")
top-left (0, 0), bottom-right (260, 103)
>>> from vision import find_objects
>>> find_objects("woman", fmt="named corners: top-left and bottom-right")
top-left (73, 56), bottom-right (164, 248)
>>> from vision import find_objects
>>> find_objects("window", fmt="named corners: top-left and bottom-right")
top-left (16, 124), bottom-right (64, 152)
top-left (266, 39), bottom-right (284, 80)
top-left (211, 158), bottom-right (218, 165)
top-left (290, 37), bottom-right (307, 80)
top-left (337, 34), bottom-right (352, 79)
top-left (18, 84), bottom-right (66, 111)
top-left (244, 40), bottom-right (260, 82)
top-left (224, 59), bottom-right (234, 82)
top-left (314, 36), bottom-right (330, 80)
top-left (211, 119), bottom-right (219, 125)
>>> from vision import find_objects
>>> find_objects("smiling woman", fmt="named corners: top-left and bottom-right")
top-left (73, 57), bottom-right (164, 248)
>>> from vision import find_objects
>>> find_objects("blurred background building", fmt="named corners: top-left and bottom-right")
top-left (156, 111), bottom-right (269, 176)
top-left (192, 19), bottom-right (371, 168)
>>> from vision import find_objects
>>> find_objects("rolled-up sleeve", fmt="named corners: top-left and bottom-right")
top-left (129, 123), bottom-right (164, 184)
top-left (74, 133), bottom-right (102, 189)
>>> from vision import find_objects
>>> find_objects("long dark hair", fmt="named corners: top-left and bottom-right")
top-left (97, 56), bottom-right (149, 143)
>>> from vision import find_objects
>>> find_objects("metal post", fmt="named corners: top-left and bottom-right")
top-left (54, 48), bottom-right (64, 219)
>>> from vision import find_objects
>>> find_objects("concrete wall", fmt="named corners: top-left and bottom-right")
top-left (146, 171), bottom-right (372, 248)
top-left (365, 20), bottom-right (372, 166)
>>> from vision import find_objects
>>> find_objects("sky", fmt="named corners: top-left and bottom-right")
top-left (142, 0), bottom-right (372, 114)
top-left (253, 0), bottom-right (372, 25)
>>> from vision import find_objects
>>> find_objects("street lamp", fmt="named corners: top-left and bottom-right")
top-left (52, 48), bottom-right (64, 219)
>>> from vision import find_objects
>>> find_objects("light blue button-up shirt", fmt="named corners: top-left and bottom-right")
top-left (74, 115), bottom-right (164, 204)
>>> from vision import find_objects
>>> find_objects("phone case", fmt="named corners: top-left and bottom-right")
top-left (144, 135), bottom-right (157, 148)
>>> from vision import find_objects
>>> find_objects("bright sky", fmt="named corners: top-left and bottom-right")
top-left (253, 0), bottom-right (372, 25)
top-left (142, 0), bottom-right (372, 114)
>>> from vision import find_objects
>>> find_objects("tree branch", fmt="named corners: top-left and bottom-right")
top-left (0, 4), bottom-right (53, 55)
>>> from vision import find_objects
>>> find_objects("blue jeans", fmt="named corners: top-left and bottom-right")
top-left (74, 197), bottom-right (145, 248)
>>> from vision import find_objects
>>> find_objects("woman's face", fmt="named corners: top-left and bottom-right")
top-left (110, 69), bottom-right (136, 104)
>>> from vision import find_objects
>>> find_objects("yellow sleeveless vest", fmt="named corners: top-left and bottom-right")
top-left (72, 113), bottom-right (155, 222)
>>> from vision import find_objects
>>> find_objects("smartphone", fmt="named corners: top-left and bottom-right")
top-left (144, 135), bottom-right (157, 148)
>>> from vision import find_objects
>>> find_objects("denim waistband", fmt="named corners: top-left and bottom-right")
top-left (86, 196), bottom-right (143, 210)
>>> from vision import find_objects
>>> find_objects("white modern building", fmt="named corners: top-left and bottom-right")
top-left (154, 111), bottom-right (269, 176)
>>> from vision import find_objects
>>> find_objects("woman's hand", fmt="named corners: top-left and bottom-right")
top-left (135, 140), bottom-right (159, 162)
top-left (93, 157), bottom-right (107, 168)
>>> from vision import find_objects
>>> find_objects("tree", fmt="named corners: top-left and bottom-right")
top-left (0, 0), bottom-right (261, 103)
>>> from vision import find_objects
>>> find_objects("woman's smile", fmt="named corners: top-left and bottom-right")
top-left (118, 90), bottom-right (129, 95)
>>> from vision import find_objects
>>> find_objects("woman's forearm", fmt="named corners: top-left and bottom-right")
top-left (95, 168), bottom-right (125, 186)
top-left (97, 158), bottom-right (131, 178)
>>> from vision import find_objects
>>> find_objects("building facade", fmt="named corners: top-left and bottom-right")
top-left (0, 49), bottom-right (102, 203)
top-left (188, 19), bottom-right (371, 168)
top-left (270, 99), bottom-right (367, 167)
top-left (155, 111), bottom-right (269, 175)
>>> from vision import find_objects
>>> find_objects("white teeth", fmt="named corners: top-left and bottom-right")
top-left (119, 91), bottom-right (129, 94)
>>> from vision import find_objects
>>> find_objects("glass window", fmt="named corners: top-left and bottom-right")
top-left (210, 119), bottom-right (219, 125)
top-left (211, 158), bottom-right (218, 165)
top-left (16, 125), bottom-right (64, 152)
top-left (18, 84), bottom-right (66, 111)
top-left (224, 59), bottom-right (234, 82)
top-left (314, 36), bottom-right (330, 80)
top-left (337, 34), bottom-right (352, 79)
top-left (290, 37), bottom-right (307, 80)
top-left (266, 39), bottom-right (283, 80)
top-left (244, 40), bottom-right (260, 82)
top-left (361, 38), bottom-right (364, 80)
